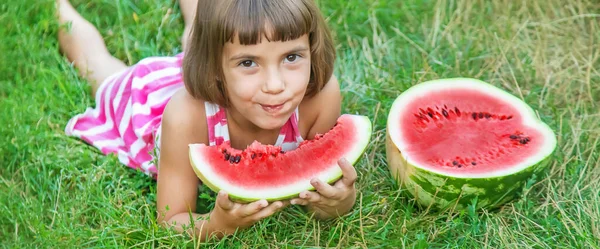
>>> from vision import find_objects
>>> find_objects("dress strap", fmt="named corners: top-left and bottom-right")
top-left (275, 107), bottom-right (304, 151)
top-left (204, 102), bottom-right (229, 146)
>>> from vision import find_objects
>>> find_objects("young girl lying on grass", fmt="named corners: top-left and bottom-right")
top-left (58, 0), bottom-right (358, 240)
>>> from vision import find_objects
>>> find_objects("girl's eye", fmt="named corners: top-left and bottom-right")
top-left (239, 60), bottom-right (256, 68)
top-left (284, 54), bottom-right (300, 63)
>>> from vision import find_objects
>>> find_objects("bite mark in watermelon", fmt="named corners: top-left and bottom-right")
top-left (189, 114), bottom-right (372, 202)
top-left (386, 78), bottom-right (556, 209)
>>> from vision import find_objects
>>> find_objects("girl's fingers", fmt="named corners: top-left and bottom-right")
top-left (290, 198), bottom-right (309, 205)
top-left (216, 191), bottom-right (235, 210)
top-left (299, 190), bottom-right (322, 203)
top-left (238, 199), bottom-right (269, 217)
top-left (338, 158), bottom-right (357, 187)
top-left (250, 201), bottom-right (286, 221)
top-left (310, 179), bottom-right (339, 199)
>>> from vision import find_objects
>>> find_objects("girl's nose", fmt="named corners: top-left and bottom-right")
top-left (262, 68), bottom-right (285, 94)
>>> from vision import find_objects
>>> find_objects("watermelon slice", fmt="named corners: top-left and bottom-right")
top-left (386, 78), bottom-right (557, 209)
top-left (189, 114), bottom-right (371, 202)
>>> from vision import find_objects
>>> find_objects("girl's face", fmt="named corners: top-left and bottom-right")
top-left (222, 34), bottom-right (311, 131)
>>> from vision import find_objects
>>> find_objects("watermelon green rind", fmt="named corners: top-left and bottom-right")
top-left (389, 138), bottom-right (553, 209)
top-left (189, 114), bottom-right (372, 203)
top-left (385, 78), bottom-right (557, 209)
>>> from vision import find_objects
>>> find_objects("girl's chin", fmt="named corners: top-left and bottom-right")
top-left (253, 117), bottom-right (288, 131)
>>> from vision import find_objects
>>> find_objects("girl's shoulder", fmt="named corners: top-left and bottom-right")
top-left (298, 75), bottom-right (342, 139)
top-left (161, 87), bottom-right (209, 145)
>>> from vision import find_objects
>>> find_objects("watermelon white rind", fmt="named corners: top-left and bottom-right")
top-left (189, 114), bottom-right (372, 203)
top-left (386, 78), bottom-right (557, 209)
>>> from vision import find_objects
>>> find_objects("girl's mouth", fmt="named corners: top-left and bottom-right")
top-left (260, 103), bottom-right (285, 113)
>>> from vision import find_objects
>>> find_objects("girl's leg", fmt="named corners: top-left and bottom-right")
top-left (57, 0), bottom-right (127, 97)
top-left (179, 0), bottom-right (198, 50)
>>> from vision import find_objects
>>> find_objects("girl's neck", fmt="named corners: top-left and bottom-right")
top-left (225, 107), bottom-right (281, 147)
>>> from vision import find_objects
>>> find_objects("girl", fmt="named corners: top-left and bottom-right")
top-left (58, 0), bottom-right (358, 240)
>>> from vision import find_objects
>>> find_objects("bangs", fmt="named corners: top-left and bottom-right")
top-left (221, 0), bottom-right (314, 45)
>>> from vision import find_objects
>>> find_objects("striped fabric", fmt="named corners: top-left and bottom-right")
top-left (65, 53), bottom-right (304, 178)
top-left (203, 102), bottom-right (304, 152)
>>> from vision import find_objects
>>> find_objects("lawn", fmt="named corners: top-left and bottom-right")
top-left (1, 0), bottom-right (599, 248)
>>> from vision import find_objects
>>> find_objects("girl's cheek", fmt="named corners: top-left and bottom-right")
top-left (285, 66), bottom-right (311, 88)
top-left (228, 76), bottom-right (263, 99)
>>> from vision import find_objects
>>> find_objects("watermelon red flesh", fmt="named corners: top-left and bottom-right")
top-left (399, 88), bottom-right (546, 175)
top-left (189, 114), bottom-right (371, 202)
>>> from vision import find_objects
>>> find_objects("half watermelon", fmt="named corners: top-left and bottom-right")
top-left (386, 78), bottom-right (556, 209)
top-left (189, 114), bottom-right (372, 202)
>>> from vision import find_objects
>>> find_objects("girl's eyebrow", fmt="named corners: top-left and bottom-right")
top-left (229, 54), bottom-right (258, 62)
top-left (285, 45), bottom-right (309, 54)
top-left (229, 45), bottom-right (309, 62)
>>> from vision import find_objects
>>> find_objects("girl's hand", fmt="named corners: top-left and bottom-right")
top-left (289, 158), bottom-right (358, 219)
top-left (207, 191), bottom-right (288, 236)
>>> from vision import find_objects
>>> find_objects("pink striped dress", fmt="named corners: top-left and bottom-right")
top-left (65, 53), bottom-right (304, 178)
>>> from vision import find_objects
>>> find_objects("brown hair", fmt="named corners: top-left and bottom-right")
top-left (182, 0), bottom-right (335, 107)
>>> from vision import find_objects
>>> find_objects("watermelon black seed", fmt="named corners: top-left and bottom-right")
top-left (510, 134), bottom-right (517, 139)
top-left (280, 150), bottom-right (286, 154)
top-left (427, 112), bottom-right (434, 118)
top-left (458, 165), bottom-right (462, 168)
top-left (472, 113), bottom-right (477, 120)
top-left (442, 110), bottom-right (449, 118)
top-left (251, 153), bottom-right (256, 159)
top-left (485, 113), bottom-right (491, 119)
top-left (471, 161), bottom-right (477, 165)
top-left (524, 137), bottom-right (530, 142)
top-left (519, 139), bottom-right (528, 144)
top-left (229, 156), bottom-right (235, 164)
top-left (455, 107), bottom-right (461, 116)
top-left (224, 153), bottom-right (230, 161)
top-left (478, 112), bottom-right (484, 119)
top-left (453, 161), bottom-right (459, 165)
top-left (234, 156), bottom-right (241, 163)
top-left (507, 115), bottom-right (513, 120)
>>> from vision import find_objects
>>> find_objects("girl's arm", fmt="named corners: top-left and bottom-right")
top-left (157, 90), bottom-right (286, 240)
top-left (157, 90), bottom-right (212, 238)
top-left (304, 76), bottom-right (342, 141)
top-left (294, 76), bottom-right (358, 219)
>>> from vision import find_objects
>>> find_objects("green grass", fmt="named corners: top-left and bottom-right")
top-left (2, 0), bottom-right (599, 248)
